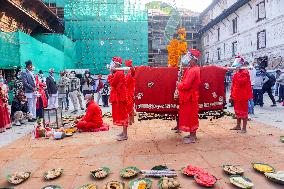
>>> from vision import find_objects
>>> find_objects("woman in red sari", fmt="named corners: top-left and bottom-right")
top-left (0, 74), bottom-right (11, 132)
top-left (178, 49), bottom-right (201, 144)
top-left (35, 74), bottom-right (48, 118)
top-left (230, 56), bottom-right (253, 133)
top-left (108, 57), bottom-right (129, 141)
top-left (125, 60), bottom-right (136, 125)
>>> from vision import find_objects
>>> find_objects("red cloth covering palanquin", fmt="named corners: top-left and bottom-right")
top-left (134, 66), bottom-right (227, 113)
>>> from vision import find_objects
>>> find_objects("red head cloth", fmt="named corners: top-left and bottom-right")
top-left (232, 55), bottom-right (245, 67)
top-left (112, 57), bottom-right (123, 65)
top-left (125, 60), bottom-right (133, 67)
top-left (189, 49), bottom-right (201, 60)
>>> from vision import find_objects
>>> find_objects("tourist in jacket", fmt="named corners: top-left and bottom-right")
top-left (21, 60), bottom-right (37, 121)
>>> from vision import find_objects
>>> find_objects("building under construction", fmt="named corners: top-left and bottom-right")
top-left (1, 0), bottom-right (201, 75)
top-left (147, 2), bottom-right (200, 67)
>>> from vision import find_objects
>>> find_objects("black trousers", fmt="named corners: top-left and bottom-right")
top-left (253, 89), bottom-right (263, 106)
top-left (102, 95), bottom-right (109, 106)
top-left (36, 98), bottom-right (43, 118)
top-left (262, 87), bottom-right (276, 104)
top-left (66, 92), bottom-right (69, 108)
top-left (279, 85), bottom-right (284, 102)
top-left (83, 90), bottom-right (93, 97)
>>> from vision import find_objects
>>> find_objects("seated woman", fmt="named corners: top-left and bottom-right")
top-left (77, 94), bottom-right (108, 132)
top-left (11, 90), bottom-right (32, 126)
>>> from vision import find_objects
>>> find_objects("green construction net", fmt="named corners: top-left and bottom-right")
top-left (1, 0), bottom-right (148, 75)
top-left (0, 31), bottom-right (76, 78)
top-left (64, 0), bottom-right (148, 74)
top-left (0, 32), bottom-right (20, 69)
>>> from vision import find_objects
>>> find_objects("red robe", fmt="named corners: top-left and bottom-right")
top-left (36, 76), bottom-right (48, 109)
top-left (77, 100), bottom-right (103, 131)
top-left (108, 71), bottom-right (128, 126)
top-left (0, 83), bottom-right (11, 132)
top-left (231, 69), bottom-right (253, 119)
top-left (125, 69), bottom-right (135, 115)
top-left (178, 65), bottom-right (201, 133)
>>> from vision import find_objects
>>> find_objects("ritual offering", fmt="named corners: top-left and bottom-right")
top-left (104, 181), bottom-right (125, 189)
top-left (77, 183), bottom-right (98, 189)
top-left (229, 175), bottom-right (254, 189)
top-left (223, 165), bottom-right (244, 175)
top-left (141, 170), bottom-right (177, 178)
top-left (158, 177), bottom-right (180, 189)
top-left (120, 166), bottom-right (140, 178)
top-left (265, 171), bottom-right (284, 185)
top-left (65, 132), bottom-right (73, 137)
top-left (64, 127), bottom-right (77, 134)
top-left (41, 185), bottom-right (62, 189)
top-left (6, 171), bottom-right (31, 185)
top-left (43, 168), bottom-right (63, 180)
top-left (252, 163), bottom-right (274, 173)
top-left (182, 165), bottom-right (207, 177)
top-left (129, 178), bottom-right (152, 189)
top-left (280, 136), bottom-right (284, 143)
top-left (91, 167), bottom-right (110, 179)
top-left (194, 172), bottom-right (217, 188)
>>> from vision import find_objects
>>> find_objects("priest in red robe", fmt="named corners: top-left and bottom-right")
top-left (125, 60), bottom-right (136, 125)
top-left (178, 49), bottom-right (201, 144)
top-left (76, 94), bottom-right (105, 132)
top-left (108, 57), bottom-right (129, 141)
top-left (230, 56), bottom-right (253, 133)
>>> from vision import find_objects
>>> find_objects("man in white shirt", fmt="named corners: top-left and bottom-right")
top-left (46, 68), bottom-right (58, 109)
top-left (21, 60), bottom-right (37, 121)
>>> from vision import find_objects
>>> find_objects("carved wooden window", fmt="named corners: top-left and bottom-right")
top-left (257, 30), bottom-right (266, 49)
top-left (232, 41), bottom-right (237, 56)
top-left (256, 1), bottom-right (266, 21)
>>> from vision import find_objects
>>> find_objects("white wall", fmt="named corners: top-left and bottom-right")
top-left (200, 0), bottom-right (284, 70)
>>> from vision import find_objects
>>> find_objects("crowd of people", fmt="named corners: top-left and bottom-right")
top-left (226, 64), bottom-right (284, 111)
top-left (1, 54), bottom-right (283, 145)
top-left (0, 60), bottom-right (110, 133)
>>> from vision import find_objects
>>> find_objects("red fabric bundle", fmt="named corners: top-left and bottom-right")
top-left (134, 66), bottom-right (227, 113)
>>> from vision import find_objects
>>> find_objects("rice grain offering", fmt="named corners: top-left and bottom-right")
top-left (229, 175), bottom-right (254, 189)
top-left (223, 165), bottom-right (244, 175)
top-left (6, 171), bottom-right (31, 185)
top-left (43, 168), bottom-right (63, 180)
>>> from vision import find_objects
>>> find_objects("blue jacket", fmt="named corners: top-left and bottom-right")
top-left (21, 69), bottom-right (36, 93)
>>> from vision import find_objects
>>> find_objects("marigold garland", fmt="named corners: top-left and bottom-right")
top-left (167, 28), bottom-right (188, 67)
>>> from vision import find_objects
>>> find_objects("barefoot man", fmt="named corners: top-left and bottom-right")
top-left (108, 57), bottom-right (129, 141)
top-left (125, 60), bottom-right (136, 125)
top-left (178, 49), bottom-right (201, 144)
top-left (230, 56), bottom-right (253, 133)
